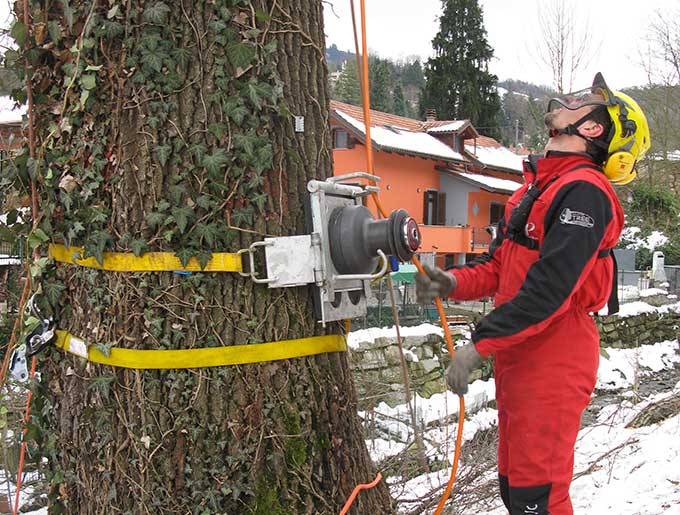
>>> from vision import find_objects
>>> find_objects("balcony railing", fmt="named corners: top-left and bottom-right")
top-left (471, 226), bottom-right (493, 251)
top-left (417, 225), bottom-right (494, 255)
top-left (0, 239), bottom-right (25, 262)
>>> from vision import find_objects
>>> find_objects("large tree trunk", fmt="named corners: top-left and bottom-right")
top-left (24, 1), bottom-right (392, 513)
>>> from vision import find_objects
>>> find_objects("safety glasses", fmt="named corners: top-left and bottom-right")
top-left (547, 88), bottom-right (609, 112)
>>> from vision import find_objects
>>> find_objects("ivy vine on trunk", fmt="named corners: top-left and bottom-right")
top-left (2, 0), bottom-right (394, 513)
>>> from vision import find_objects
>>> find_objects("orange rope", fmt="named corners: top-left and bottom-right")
top-left (11, 0), bottom-right (40, 512)
top-left (12, 356), bottom-right (36, 515)
top-left (338, 472), bottom-right (382, 515)
top-left (340, 2), bottom-right (466, 514)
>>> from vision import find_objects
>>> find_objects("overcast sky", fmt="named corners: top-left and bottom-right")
top-left (323, 0), bottom-right (679, 91)
top-left (1, 1), bottom-right (676, 92)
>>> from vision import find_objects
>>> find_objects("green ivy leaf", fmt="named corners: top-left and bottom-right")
top-left (107, 5), bottom-right (121, 19)
top-left (172, 47), bottom-right (191, 68)
top-left (208, 123), bottom-right (226, 141)
top-left (10, 21), bottom-right (26, 47)
top-left (223, 100), bottom-right (248, 125)
top-left (226, 41), bottom-right (257, 70)
top-left (141, 49), bottom-right (163, 73)
top-left (88, 375), bottom-right (115, 400)
top-left (47, 20), bottom-right (61, 44)
top-left (80, 74), bottom-right (96, 90)
top-left (247, 82), bottom-right (272, 110)
top-left (195, 223), bottom-right (218, 246)
top-left (130, 239), bottom-right (148, 257)
top-left (155, 144), bottom-right (171, 167)
top-left (44, 282), bottom-right (67, 308)
top-left (169, 184), bottom-right (187, 204)
top-left (233, 133), bottom-right (256, 158)
top-left (175, 247), bottom-right (194, 268)
top-left (171, 207), bottom-right (194, 233)
top-left (63, 0), bottom-right (74, 32)
top-left (196, 195), bottom-right (212, 210)
top-left (28, 228), bottom-right (49, 249)
top-left (85, 230), bottom-right (113, 265)
top-left (143, 2), bottom-right (171, 24)
top-left (232, 207), bottom-right (253, 226)
top-left (145, 212), bottom-right (164, 228)
top-left (253, 144), bottom-right (273, 173)
top-left (195, 250), bottom-right (212, 269)
top-left (202, 149), bottom-right (229, 176)
top-left (252, 193), bottom-right (268, 213)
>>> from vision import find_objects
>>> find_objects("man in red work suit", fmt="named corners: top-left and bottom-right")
top-left (416, 73), bottom-right (650, 515)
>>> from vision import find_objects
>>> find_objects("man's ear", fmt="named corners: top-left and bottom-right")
top-left (579, 122), bottom-right (605, 139)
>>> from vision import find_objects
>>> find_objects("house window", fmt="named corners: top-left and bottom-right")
top-left (423, 190), bottom-right (446, 225)
top-left (333, 129), bottom-right (349, 149)
top-left (489, 202), bottom-right (505, 225)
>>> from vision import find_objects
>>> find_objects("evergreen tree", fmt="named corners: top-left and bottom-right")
top-left (402, 59), bottom-right (425, 89)
top-left (393, 83), bottom-right (407, 116)
top-left (335, 59), bottom-right (361, 105)
top-left (421, 0), bottom-right (501, 135)
top-left (369, 57), bottom-right (393, 112)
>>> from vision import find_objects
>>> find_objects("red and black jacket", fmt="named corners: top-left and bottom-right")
top-left (449, 152), bottom-right (624, 358)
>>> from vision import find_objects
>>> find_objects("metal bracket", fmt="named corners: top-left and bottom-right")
top-left (234, 173), bottom-right (418, 327)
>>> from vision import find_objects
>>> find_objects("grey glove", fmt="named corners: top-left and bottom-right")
top-left (446, 343), bottom-right (483, 395)
top-left (415, 264), bottom-right (457, 304)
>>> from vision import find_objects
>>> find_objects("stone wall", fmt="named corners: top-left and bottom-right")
top-left (596, 310), bottom-right (680, 348)
top-left (350, 310), bottom-right (680, 410)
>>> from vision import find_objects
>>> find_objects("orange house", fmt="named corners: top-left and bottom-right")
top-left (330, 100), bottom-right (525, 267)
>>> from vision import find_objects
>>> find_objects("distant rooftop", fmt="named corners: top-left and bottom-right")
top-left (0, 96), bottom-right (26, 124)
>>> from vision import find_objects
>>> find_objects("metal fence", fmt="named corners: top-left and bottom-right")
top-left (354, 267), bottom-right (680, 331)
top-left (0, 240), bottom-right (25, 260)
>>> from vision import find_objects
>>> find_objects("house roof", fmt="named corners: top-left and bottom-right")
top-left (0, 96), bottom-right (26, 124)
top-left (334, 109), bottom-right (467, 163)
top-left (464, 135), bottom-right (525, 173)
top-left (444, 170), bottom-right (523, 194)
top-left (330, 100), bottom-right (479, 137)
top-left (330, 100), bottom-right (524, 173)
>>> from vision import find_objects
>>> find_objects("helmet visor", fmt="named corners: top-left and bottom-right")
top-left (547, 87), bottom-right (610, 113)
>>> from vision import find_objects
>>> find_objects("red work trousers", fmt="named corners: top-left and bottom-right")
top-left (495, 309), bottom-right (599, 515)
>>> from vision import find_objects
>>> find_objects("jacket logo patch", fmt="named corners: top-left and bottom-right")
top-left (559, 208), bottom-right (594, 228)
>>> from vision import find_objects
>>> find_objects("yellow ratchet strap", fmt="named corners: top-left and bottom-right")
top-left (53, 330), bottom-right (346, 369)
top-left (48, 244), bottom-right (243, 273)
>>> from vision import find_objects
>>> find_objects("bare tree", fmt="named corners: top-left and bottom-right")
top-left (532, 0), bottom-right (600, 93)
top-left (642, 9), bottom-right (680, 86)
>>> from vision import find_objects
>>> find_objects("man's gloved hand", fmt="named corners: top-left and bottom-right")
top-left (415, 264), bottom-right (457, 304)
top-left (446, 343), bottom-right (483, 395)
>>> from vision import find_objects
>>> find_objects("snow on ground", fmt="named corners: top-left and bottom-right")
top-left (352, 300), bottom-right (680, 515)
top-left (7, 301), bottom-right (680, 515)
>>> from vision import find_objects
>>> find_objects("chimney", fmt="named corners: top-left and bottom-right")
top-left (425, 108), bottom-right (437, 122)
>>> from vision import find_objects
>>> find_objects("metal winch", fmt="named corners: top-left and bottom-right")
top-left (239, 173), bottom-right (421, 325)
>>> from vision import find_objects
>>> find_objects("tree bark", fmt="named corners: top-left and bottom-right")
top-left (25, 1), bottom-right (393, 513)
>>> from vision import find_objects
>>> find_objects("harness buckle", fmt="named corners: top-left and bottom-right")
top-left (24, 294), bottom-right (57, 357)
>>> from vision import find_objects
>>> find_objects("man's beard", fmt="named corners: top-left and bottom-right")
top-left (544, 111), bottom-right (558, 129)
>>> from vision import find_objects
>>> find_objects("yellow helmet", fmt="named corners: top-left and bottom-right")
top-left (592, 73), bottom-right (650, 185)
top-left (548, 73), bottom-right (651, 185)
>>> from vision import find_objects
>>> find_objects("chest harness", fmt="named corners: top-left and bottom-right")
top-left (502, 162), bottom-right (620, 314)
